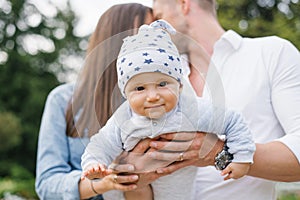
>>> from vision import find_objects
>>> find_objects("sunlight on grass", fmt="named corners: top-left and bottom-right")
top-left (0, 179), bottom-right (37, 199)
top-left (0, 179), bottom-right (15, 193)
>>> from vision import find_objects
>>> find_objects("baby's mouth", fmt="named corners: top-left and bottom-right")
top-left (145, 104), bottom-right (164, 109)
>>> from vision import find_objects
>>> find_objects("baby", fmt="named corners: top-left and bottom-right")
top-left (81, 20), bottom-right (255, 200)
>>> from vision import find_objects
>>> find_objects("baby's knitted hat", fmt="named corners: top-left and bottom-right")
top-left (117, 20), bottom-right (182, 97)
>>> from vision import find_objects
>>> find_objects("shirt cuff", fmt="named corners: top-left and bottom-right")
top-left (63, 170), bottom-right (82, 200)
top-left (232, 151), bottom-right (254, 164)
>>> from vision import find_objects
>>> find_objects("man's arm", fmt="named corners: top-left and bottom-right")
top-left (111, 129), bottom-right (300, 182)
top-left (149, 132), bottom-right (300, 182)
top-left (249, 142), bottom-right (300, 181)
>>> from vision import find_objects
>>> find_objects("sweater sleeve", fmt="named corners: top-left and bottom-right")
top-left (222, 109), bottom-right (256, 163)
top-left (81, 115), bottom-right (124, 170)
top-left (195, 98), bottom-right (256, 163)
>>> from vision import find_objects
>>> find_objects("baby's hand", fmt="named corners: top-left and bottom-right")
top-left (221, 162), bottom-right (251, 181)
top-left (81, 163), bottom-right (112, 180)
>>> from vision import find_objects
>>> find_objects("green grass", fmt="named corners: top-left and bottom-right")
top-left (278, 193), bottom-right (300, 200)
top-left (0, 178), bottom-right (38, 199)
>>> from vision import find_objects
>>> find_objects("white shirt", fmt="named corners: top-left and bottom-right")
top-left (192, 30), bottom-right (300, 200)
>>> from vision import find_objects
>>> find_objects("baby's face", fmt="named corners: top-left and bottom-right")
top-left (125, 72), bottom-right (182, 119)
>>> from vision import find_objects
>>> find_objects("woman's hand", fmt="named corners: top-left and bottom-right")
top-left (98, 173), bottom-right (139, 191)
top-left (79, 172), bottom-right (139, 199)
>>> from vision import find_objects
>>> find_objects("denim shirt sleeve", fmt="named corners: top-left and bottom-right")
top-left (35, 84), bottom-right (82, 200)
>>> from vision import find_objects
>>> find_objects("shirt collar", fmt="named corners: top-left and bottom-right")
top-left (210, 30), bottom-right (243, 69)
top-left (218, 30), bottom-right (243, 50)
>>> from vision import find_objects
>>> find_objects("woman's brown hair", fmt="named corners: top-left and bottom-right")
top-left (66, 3), bottom-right (152, 137)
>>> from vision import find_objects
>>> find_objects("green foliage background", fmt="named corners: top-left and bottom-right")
top-left (0, 0), bottom-right (85, 197)
top-left (218, 0), bottom-right (300, 49)
top-left (0, 0), bottom-right (299, 198)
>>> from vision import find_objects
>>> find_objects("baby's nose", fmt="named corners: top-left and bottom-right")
top-left (146, 89), bottom-right (160, 101)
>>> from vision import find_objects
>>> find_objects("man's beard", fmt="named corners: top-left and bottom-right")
top-left (171, 31), bottom-right (190, 54)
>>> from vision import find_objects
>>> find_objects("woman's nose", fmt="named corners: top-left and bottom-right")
top-left (146, 89), bottom-right (160, 101)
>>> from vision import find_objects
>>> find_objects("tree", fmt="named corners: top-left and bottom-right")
top-left (0, 0), bottom-right (299, 181)
top-left (0, 112), bottom-right (22, 153)
top-left (217, 0), bottom-right (300, 49)
top-left (0, 0), bottom-right (86, 176)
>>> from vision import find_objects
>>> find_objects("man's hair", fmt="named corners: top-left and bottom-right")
top-left (194, 0), bottom-right (216, 16)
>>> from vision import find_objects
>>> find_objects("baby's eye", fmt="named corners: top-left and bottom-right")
top-left (135, 86), bottom-right (145, 91)
top-left (159, 81), bottom-right (167, 87)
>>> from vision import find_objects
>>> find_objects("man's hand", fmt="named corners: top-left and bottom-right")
top-left (149, 132), bottom-right (224, 174)
top-left (109, 138), bottom-right (174, 173)
top-left (110, 138), bottom-right (169, 190)
top-left (110, 132), bottom-right (224, 175)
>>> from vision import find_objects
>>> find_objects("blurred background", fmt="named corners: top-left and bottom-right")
top-left (0, 0), bottom-right (299, 199)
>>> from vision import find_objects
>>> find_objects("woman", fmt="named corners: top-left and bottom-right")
top-left (35, 3), bottom-right (153, 199)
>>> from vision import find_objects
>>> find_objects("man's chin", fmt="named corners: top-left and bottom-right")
top-left (171, 34), bottom-right (189, 54)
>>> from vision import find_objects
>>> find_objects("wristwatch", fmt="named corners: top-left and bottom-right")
top-left (214, 141), bottom-right (233, 170)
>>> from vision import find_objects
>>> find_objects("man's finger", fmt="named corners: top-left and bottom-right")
top-left (109, 163), bottom-right (135, 173)
top-left (131, 138), bottom-right (152, 153)
top-left (148, 151), bottom-right (182, 162)
top-left (150, 140), bottom-right (193, 151)
top-left (150, 132), bottom-right (208, 152)
top-left (114, 184), bottom-right (137, 191)
top-left (115, 174), bottom-right (139, 184)
top-left (159, 132), bottom-right (198, 141)
top-left (199, 133), bottom-right (219, 158)
top-left (149, 149), bottom-right (199, 161)
top-left (156, 159), bottom-right (194, 174)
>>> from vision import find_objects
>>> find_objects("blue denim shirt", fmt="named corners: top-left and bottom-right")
top-left (35, 83), bottom-right (102, 200)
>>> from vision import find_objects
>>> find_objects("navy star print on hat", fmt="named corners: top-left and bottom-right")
top-left (117, 20), bottom-right (182, 97)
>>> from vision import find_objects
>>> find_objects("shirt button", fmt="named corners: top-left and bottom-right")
top-left (152, 121), bottom-right (157, 126)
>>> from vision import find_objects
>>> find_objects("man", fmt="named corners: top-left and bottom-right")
top-left (143, 0), bottom-right (300, 199)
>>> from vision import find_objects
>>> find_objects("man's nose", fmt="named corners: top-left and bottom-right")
top-left (146, 89), bottom-right (160, 101)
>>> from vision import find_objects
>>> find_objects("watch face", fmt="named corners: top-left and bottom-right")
top-left (215, 149), bottom-right (233, 170)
